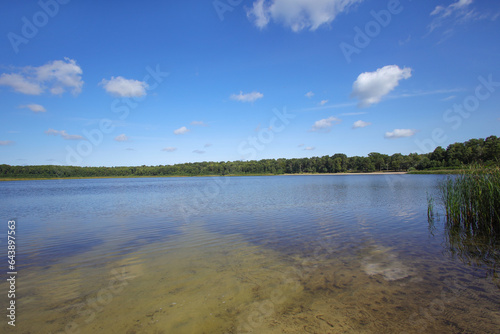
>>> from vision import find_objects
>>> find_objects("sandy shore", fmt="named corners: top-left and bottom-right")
top-left (283, 172), bottom-right (408, 176)
top-left (0, 172), bottom-right (409, 182)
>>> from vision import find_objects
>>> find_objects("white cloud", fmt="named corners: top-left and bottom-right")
top-left (389, 88), bottom-right (463, 99)
top-left (351, 65), bottom-right (412, 107)
top-left (428, 0), bottom-right (495, 34)
top-left (310, 116), bottom-right (341, 132)
top-left (305, 91), bottom-right (314, 98)
top-left (45, 129), bottom-right (84, 140)
top-left (384, 129), bottom-right (417, 139)
top-left (442, 95), bottom-right (456, 101)
top-left (304, 146), bottom-right (315, 151)
top-left (0, 58), bottom-right (83, 95)
top-left (100, 76), bottom-right (148, 97)
top-left (20, 104), bottom-right (46, 113)
top-left (319, 99), bottom-right (328, 106)
top-left (247, 0), bottom-right (271, 28)
top-left (191, 121), bottom-right (208, 126)
top-left (173, 126), bottom-right (190, 135)
top-left (340, 111), bottom-right (367, 116)
top-left (114, 134), bottom-right (129, 142)
top-left (230, 91), bottom-right (264, 103)
top-left (193, 150), bottom-right (206, 154)
top-left (0, 74), bottom-right (43, 95)
top-left (301, 102), bottom-right (356, 112)
top-left (431, 0), bottom-right (472, 19)
top-left (247, 0), bottom-right (363, 32)
top-left (352, 120), bottom-right (371, 129)
top-left (162, 147), bottom-right (177, 152)
top-left (0, 140), bottom-right (14, 146)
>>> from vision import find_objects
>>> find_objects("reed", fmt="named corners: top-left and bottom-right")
top-left (427, 192), bottom-right (435, 222)
top-left (438, 166), bottom-right (500, 238)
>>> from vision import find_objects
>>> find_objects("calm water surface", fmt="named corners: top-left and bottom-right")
top-left (0, 175), bottom-right (498, 333)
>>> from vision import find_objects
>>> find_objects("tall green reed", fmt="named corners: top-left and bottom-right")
top-left (438, 166), bottom-right (500, 237)
top-left (428, 166), bottom-right (499, 279)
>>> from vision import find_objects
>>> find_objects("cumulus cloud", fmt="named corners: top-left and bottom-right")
top-left (191, 121), bottom-right (208, 126)
top-left (193, 150), bottom-right (206, 154)
top-left (0, 58), bottom-right (83, 95)
top-left (304, 146), bottom-right (315, 150)
top-left (0, 140), bottom-right (15, 146)
top-left (247, 0), bottom-right (363, 32)
top-left (310, 116), bottom-right (341, 132)
top-left (114, 134), bottom-right (129, 142)
top-left (319, 99), bottom-right (328, 106)
top-left (100, 76), bottom-right (148, 97)
top-left (384, 129), bottom-right (417, 139)
top-left (45, 129), bottom-right (84, 140)
top-left (230, 91), bottom-right (263, 103)
top-left (20, 104), bottom-right (46, 113)
top-left (305, 91), bottom-right (314, 98)
top-left (352, 120), bottom-right (371, 129)
top-left (351, 65), bottom-right (412, 108)
top-left (174, 126), bottom-right (190, 135)
top-left (162, 147), bottom-right (177, 152)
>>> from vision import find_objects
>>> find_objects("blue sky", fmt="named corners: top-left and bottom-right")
top-left (0, 0), bottom-right (499, 167)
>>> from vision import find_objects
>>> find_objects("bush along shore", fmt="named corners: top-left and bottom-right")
top-left (1, 136), bottom-right (499, 180)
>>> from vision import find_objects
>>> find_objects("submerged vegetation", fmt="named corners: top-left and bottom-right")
top-left (429, 166), bottom-right (500, 278)
top-left (1, 136), bottom-right (499, 180)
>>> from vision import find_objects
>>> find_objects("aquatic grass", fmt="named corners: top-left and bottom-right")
top-left (430, 166), bottom-right (500, 279)
top-left (438, 166), bottom-right (500, 237)
top-left (427, 192), bottom-right (435, 222)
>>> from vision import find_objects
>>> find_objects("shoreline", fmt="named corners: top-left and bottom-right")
top-left (0, 172), bottom-right (411, 182)
top-left (283, 172), bottom-right (408, 176)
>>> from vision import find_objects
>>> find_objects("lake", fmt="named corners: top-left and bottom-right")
top-left (0, 175), bottom-right (498, 333)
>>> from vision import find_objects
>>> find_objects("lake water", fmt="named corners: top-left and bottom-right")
top-left (0, 175), bottom-right (498, 333)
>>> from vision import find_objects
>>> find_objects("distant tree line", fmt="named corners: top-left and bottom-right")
top-left (1, 136), bottom-right (499, 179)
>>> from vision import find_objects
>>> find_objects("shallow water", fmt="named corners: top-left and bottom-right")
top-left (0, 175), bottom-right (498, 333)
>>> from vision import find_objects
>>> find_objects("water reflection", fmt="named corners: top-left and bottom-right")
top-left (429, 213), bottom-right (500, 285)
top-left (444, 226), bottom-right (500, 281)
top-left (2, 176), bottom-right (500, 333)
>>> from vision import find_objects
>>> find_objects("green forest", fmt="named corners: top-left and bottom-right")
top-left (1, 136), bottom-right (499, 179)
